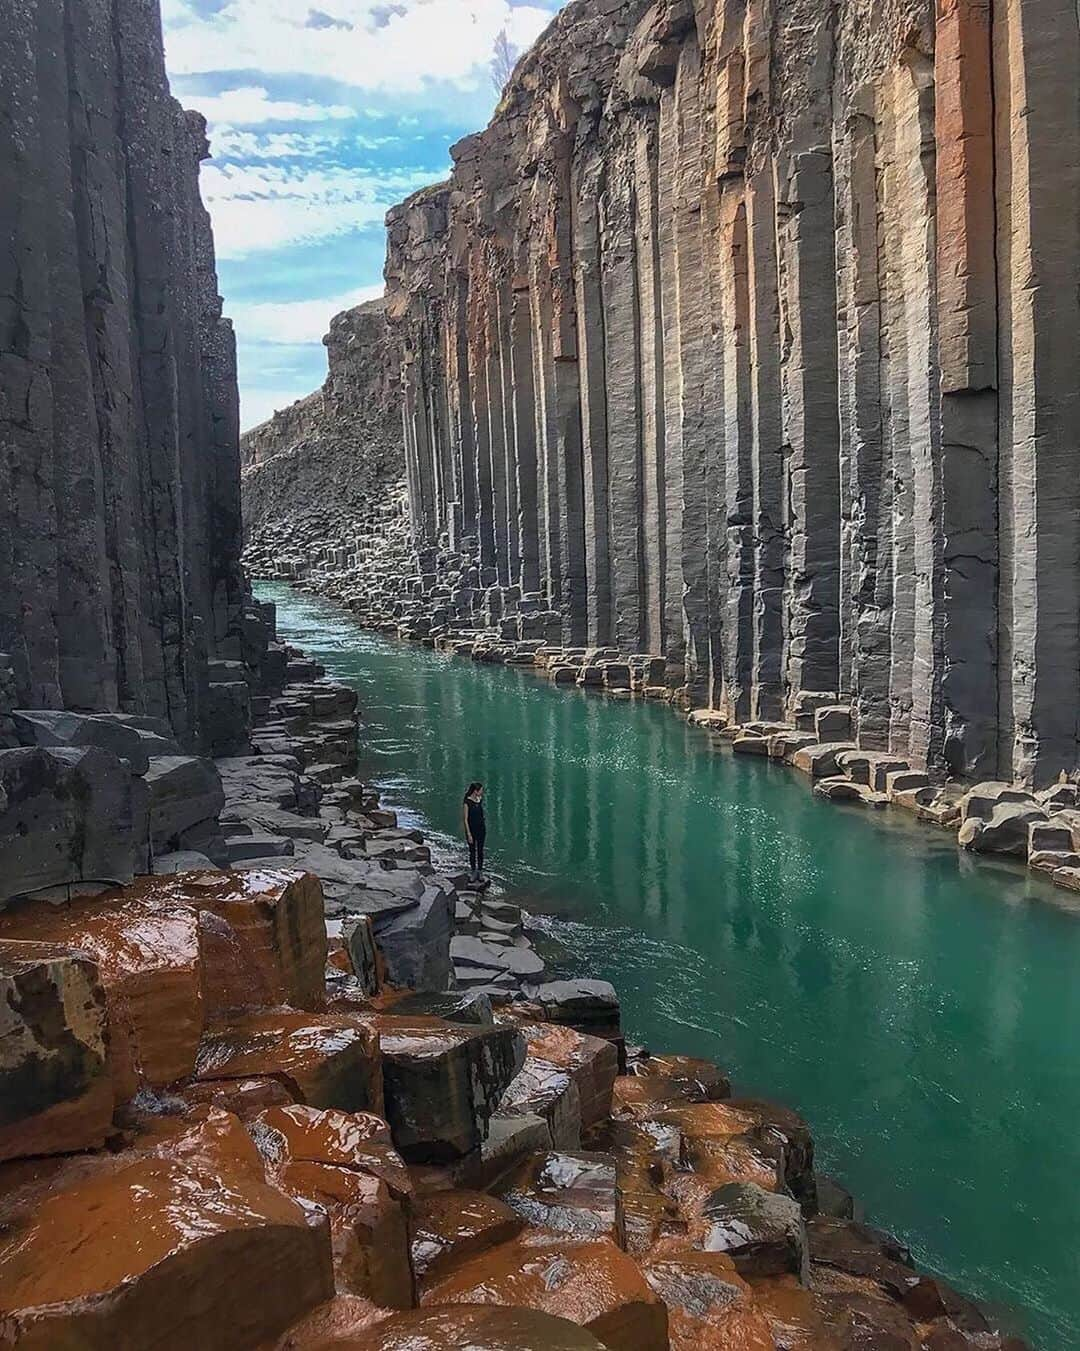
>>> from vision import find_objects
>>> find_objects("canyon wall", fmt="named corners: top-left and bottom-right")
top-left (0, 0), bottom-right (245, 748)
top-left (387, 0), bottom-right (1080, 786)
top-left (241, 297), bottom-right (405, 575)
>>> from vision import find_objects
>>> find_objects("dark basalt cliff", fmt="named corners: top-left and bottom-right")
top-left (1, 0), bottom-right (245, 747)
top-left (383, 0), bottom-right (1080, 788)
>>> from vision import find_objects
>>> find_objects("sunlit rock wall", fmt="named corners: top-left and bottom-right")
top-left (240, 297), bottom-right (404, 558)
top-left (0, 0), bottom-right (245, 747)
top-left (386, 0), bottom-right (1080, 786)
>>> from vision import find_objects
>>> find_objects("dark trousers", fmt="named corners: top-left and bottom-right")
top-left (469, 834), bottom-right (486, 872)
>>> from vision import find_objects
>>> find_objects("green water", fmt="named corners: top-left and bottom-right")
top-left (261, 582), bottom-right (1080, 1348)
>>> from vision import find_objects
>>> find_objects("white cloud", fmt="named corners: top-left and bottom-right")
top-left (164, 0), bottom-right (554, 95)
top-left (183, 85), bottom-right (356, 125)
top-left (200, 160), bottom-right (439, 258)
top-left (232, 284), bottom-right (385, 344)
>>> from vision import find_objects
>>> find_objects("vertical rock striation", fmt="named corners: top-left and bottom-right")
top-left (0, 0), bottom-right (245, 748)
top-left (385, 0), bottom-right (1080, 787)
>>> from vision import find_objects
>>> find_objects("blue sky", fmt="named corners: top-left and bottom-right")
top-left (162, 0), bottom-right (566, 429)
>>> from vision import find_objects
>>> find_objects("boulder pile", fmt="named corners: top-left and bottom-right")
top-left (0, 625), bottom-right (1030, 1351)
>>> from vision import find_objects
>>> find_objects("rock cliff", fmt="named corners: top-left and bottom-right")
top-left (241, 297), bottom-right (406, 582)
top-left (1, 0), bottom-right (245, 748)
top-left (383, 0), bottom-right (1080, 788)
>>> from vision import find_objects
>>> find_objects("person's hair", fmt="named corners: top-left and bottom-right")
top-left (464, 781), bottom-right (483, 801)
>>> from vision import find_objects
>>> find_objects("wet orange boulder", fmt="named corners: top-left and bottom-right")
top-left (628, 1053), bottom-right (732, 1105)
top-left (421, 1229), bottom-right (668, 1351)
top-left (0, 942), bottom-right (113, 1163)
top-left (322, 1304), bottom-right (612, 1349)
top-left (250, 1102), bottom-right (413, 1305)
top-left (700, 1182), bottom-right (808, 1280)
top-left (0, 892), bottom-right (202, 1098)
top-left (272, 1294), bottom-right (386, 1349)
top-left (194, 1011), bottom-right (383, 1116)
top-left (511, 1021), bottom-right (619, 1132)
top-left (366, 1015), bottom-right (525, 1162)
top-left (174, 868), bottom-right (328, 1012)
top-left (494, 1151), bottom-right (625, 1246)
top-left (179, 1074), bottom-right (298, 1119)
top-left (642, 1244), bottom-right (777, 1351)
top-left (410, 1189), bottom-right (523, 1286)
top-left (0, 1109), bottom-right (333, 1351)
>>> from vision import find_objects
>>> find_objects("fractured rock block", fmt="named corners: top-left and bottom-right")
top-left (0, 1109), bottom-right (334, 1351)
top-left (642, 1244), bottom-right (775, 1351)
top-left (251, 1104), bottom-right (413, 1309)
top-left (195, 1012), bottom-right (383, 1116)
top-left (11, 710), bottom-right (179, 775)
top-left (494, 1150), bottom-right (625, 1246)
top-left (0, 747), bottom-right (148, 901)
top-left (0, 942), bottom-right (113, 1163)
top-left (420, 1230), bottom-right (668, 1351)
top-left (366, 1014), bottom-right (525, 1162)
top-left (701, 1182), bottom-right (809, 1280)
top-left (410, 1188), bottom-right (523, 1285)
top-left (0, 892), bottom-right (202, 1099)
top-left (144, 755), bottom-right (225, 850)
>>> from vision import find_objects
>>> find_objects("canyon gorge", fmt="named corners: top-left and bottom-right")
top-left (2, 0), bottom-right (1080, 1347)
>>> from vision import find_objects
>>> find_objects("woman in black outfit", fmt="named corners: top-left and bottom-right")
top-left (463, 781), bottom-right (486, 883)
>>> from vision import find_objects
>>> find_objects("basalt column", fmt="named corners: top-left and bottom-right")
top-left (386, 0), bottom-right (1080, 786)
top-left (0, 0), bottom-right (245, 745)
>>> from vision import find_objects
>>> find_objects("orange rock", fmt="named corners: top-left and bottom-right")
top-left (195, 1011), bottom-right (384, 1116)
top-left (272, 1294), bottom-right (387, 1349)
top-left (0, 1108), bottom-right (333, 1350)
top-left (745, 1276), bottom-right (839, 1350)
top-left (250, 1104), bottom-right (413, 1309)
top-left (410, 1189), bottom-right (523, 1285)
top-left (630, 1053), bottom-right (731, 1103)
top-left (513, 1021), bottom-right (619, 1131)
top-left (0, 941), bottom-right (113, 1163)
top-left (179, 1074), bottom-right (298, 1118)
top-left (599, 1118), bottom-right (684, 1255)
top-left (0, 892), bottom-right (203, 1098)
top-left (317, 1304), bottom-right (612, 1349)
top-left (421, 1228), bottom-right (668, 1351)
top-left (642, 1245), bottom-right (778, 1351)
top-left (494, 1151), bottom-right (625, 1247)
top-left (179, 868), bottom-right (328, 1013)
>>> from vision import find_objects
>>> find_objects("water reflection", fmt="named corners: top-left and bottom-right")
top-left (261, 583), bottom-right (1080, 1349)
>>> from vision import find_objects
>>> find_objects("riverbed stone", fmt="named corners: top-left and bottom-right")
top-left (494, 1150), bottom-right (625, 1246)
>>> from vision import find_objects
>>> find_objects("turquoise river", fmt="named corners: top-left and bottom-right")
top-left (260, 582), bottom-right (1080, 1348)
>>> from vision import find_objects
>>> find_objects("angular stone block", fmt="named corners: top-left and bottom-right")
top-left (251, 1104), bottom-right (413, 1309)
top-left (195, 1012), bottom-right (383, 1116)
top-left (337, 1305), bottom-right (611, 1350)
top-left (0, 893), bottom-right (203, 1099)
top-left (420, 1230), bottom-right (668, 1351)
top-left (0, 747), bottom-right (147, 902)
top-left (11, 710), bottom-right (179, 774)
top-left (0, 1110), bottom-right (333, 1351)
top-left (495, 1150), bottom-right (624, 1246)
top-left (0, 941), bottom-right (113, 1162)
top-left (144, 755), bottom-right (225, 850)
top-left (410, 1188), bottom-right (523, 1285)
top-left (701, 1181), bottom-right (808, 1279)
top-left (366, 1014), bottom-right (525, 1162)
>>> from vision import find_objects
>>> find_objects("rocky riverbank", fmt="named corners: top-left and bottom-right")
top-left (246, 499), bottom-right (1080, 914)
top-left (0, 601), bottom-right (1031, 1349)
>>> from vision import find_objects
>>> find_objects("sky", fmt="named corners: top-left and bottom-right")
top-left (161, 0), bottom-right (566, 430)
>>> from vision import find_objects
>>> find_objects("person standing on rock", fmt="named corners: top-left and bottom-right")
top-left (463, 782), bottom-right (487, 884)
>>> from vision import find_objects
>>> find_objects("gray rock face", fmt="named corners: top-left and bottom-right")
top-left (255, 0), bottom-right (1074, 790)
top-left (144, 756), bottom-right (225, 852)
top-left (0, 0), bottom-right (246, 751)
top-left (0, 747), bottom-right (148, 902)
top-left (11, 711), bottom-right (179, 775)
